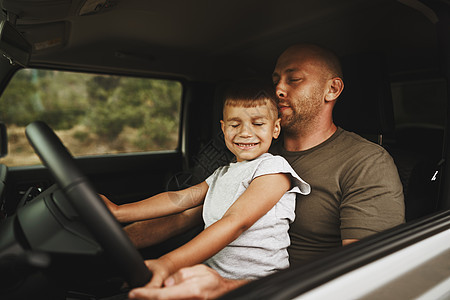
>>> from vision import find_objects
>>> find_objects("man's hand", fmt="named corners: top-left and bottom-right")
top-left (128, 264), bottom-right (249, 300)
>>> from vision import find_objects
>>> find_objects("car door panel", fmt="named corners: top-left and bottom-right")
top-left (5, 151), bottom-right (183, 216)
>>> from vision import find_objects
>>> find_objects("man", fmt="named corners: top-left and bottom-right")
top-left (127, 44), bottom-right (405, 299)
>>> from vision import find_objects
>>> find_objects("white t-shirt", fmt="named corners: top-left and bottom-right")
top-left (203, 153), bottom-right (310, 280)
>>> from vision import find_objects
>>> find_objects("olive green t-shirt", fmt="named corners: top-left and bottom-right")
top-left (270, 127), bottom-right (405, 265)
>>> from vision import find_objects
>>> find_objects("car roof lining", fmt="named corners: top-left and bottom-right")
top-left (0, 0), bottom-right (441, 80)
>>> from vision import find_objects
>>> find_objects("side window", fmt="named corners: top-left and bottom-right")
top-left (0, 69), bottom-right (182, 166)
top-left (391, 78), bottom-right (447, 128)
top-left (391, 78), bottom-right (446, 158)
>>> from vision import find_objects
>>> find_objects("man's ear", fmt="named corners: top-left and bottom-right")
top-left (325, 77), bottom-right (344, 102)
top-left (273, 118), bottom-right (281, 139)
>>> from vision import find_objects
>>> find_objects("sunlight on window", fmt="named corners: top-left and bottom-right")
top-left (0, 69), bottom-right (182, 166)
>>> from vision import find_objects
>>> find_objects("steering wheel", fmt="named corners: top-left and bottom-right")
top-left (25, 121), bottom-right (151, 287)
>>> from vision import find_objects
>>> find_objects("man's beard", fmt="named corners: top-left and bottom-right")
top-left (281, 113), bottom-right (304, 135)
top-left (280, 96), bottom-right (322, 135)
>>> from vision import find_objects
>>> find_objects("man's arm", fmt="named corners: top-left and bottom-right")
top-left (124, 205), bottom-right (204, 248)
top-left (340, 149), bottom-right (404, 241)
top-left (128, 264), bottom-right (248, 300)
top-left (342, 239), bottom-right (359, 246)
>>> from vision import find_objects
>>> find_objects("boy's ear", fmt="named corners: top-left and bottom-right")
top-left (273, 118), bottom-right (281, 139)
top-left (324, 77), bottom-right (344, 102)
top-left (220, 120), bottom-right (225, 133)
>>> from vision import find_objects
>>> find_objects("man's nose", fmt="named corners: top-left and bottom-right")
top-left (275, 82), bottom-right (287, 99)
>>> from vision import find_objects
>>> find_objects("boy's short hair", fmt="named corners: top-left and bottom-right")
top-left (223, 79), bottom-right (279, 119)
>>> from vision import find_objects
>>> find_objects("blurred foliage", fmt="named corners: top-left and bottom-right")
top-left (0, 69), bottom-right (182, 154)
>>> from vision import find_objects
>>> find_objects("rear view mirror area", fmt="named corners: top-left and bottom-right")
top-left (0, 20), bottom-right (31, 67)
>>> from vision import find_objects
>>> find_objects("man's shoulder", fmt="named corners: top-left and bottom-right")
top-left (335, 128), bottom-right (386, 153)
top-left (269, 128), bottom-right (388, 158)
top-left (334, 129), bottom-right (398, 172)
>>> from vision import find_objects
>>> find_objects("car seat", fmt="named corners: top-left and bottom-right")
top-left (333, 53), bottom-right (442, 221)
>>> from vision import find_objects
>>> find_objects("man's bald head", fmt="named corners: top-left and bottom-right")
top-left (278, 44), bottom-right (343, 79)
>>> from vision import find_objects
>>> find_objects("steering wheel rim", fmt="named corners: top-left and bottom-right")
top-left (25, 121), bottom-right (151, 287)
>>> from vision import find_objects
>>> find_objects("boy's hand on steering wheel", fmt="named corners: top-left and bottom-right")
top-left (144, 258), bottom-right (174, 288)
top-left (99, 194), bottom-right (119, 216)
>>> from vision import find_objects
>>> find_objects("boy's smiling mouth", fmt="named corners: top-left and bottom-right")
top-left (235, 142), bottom-right (259, 149)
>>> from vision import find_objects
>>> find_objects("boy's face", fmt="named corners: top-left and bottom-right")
top-left (221, 103), bottom-right (281, 162)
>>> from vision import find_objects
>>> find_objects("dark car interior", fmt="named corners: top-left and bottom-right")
top-left (0, 0), bottom-right (449, 299)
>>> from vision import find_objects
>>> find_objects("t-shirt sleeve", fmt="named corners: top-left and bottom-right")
top-left (340, 148), bottom-right (405, 240)
top-left (205, 167), bottom-right (220, 187)
top-left (253, 155), bottom-right (311, 195)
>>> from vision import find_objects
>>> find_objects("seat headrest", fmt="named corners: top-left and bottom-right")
top-left (333, 54), bottom-right (395, 138)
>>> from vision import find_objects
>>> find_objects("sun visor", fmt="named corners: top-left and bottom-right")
top-left (1, 0), bottom-right (71, 20)
top-left (19, 21), bottom-right (69, 53)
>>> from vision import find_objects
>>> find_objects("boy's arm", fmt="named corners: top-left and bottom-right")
top-left (146, 173), bottom-right (291, 287)
top-left (101, 182), bottom-right (209, 223)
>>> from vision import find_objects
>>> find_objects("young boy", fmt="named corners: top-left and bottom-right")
top-left (101, 80), bottom-right (310, 287)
